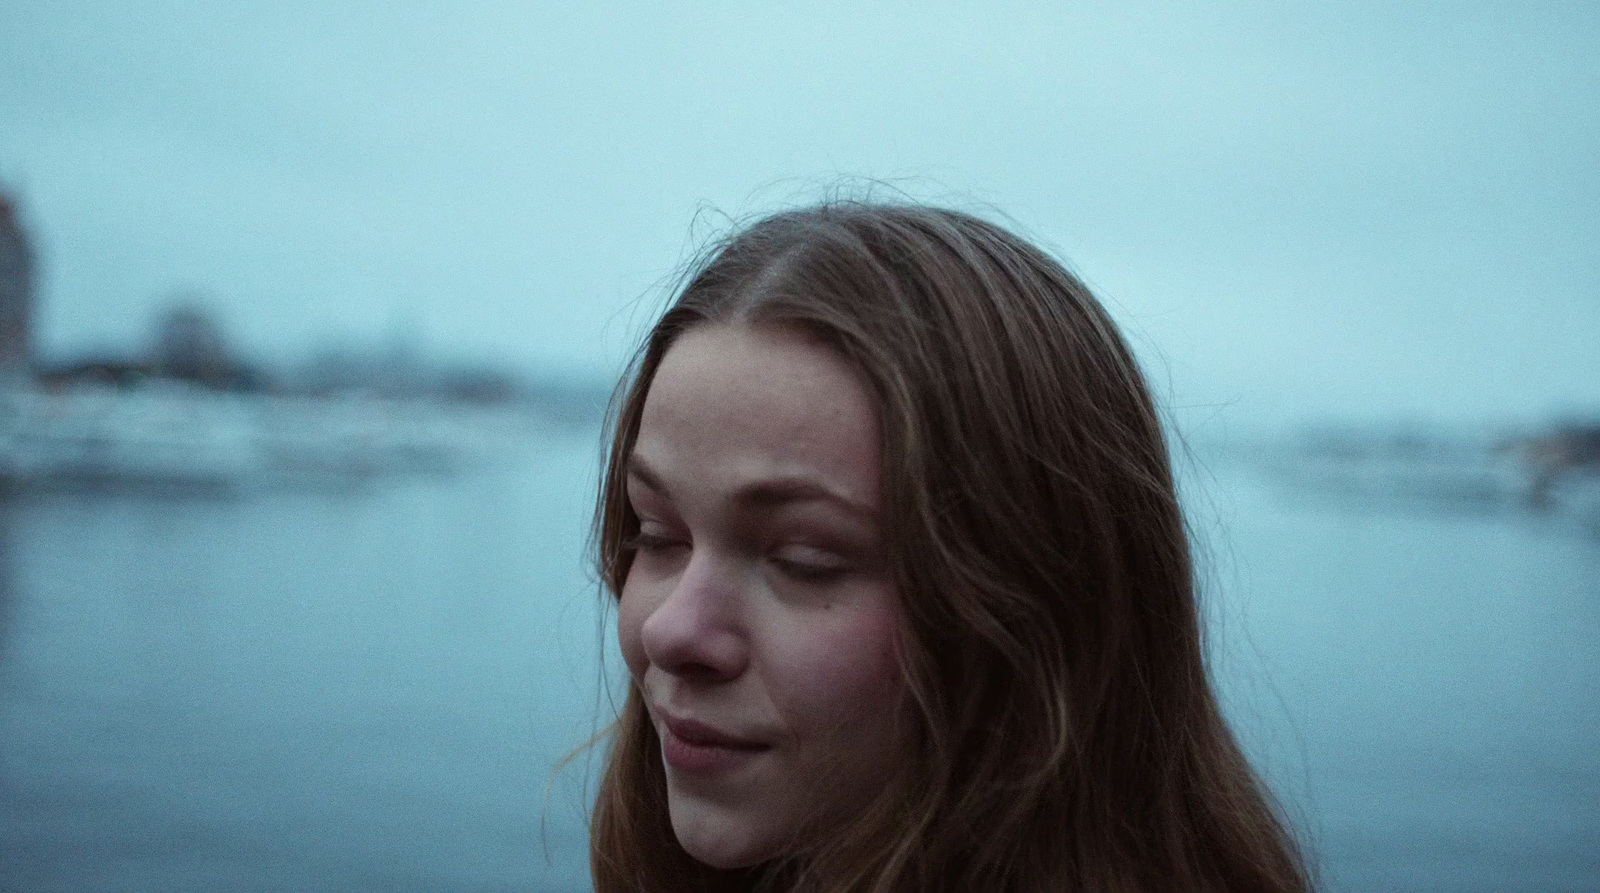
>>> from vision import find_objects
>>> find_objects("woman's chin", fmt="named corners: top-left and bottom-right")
top-left (669, 806), bottom-right (779, 870)
top-left (679, 839), bottom-right (769, 870)
top-left (683, 844), bottom-right (761, 871)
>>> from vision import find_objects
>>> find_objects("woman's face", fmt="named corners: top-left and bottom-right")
top-left (618, 322), bottom-right (905, 870)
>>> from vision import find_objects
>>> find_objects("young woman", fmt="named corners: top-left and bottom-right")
top-left (589, 201), bottom-right (1312, 892)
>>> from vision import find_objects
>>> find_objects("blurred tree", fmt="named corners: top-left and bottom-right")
top-left (151, 298), bottom-right (260, 390)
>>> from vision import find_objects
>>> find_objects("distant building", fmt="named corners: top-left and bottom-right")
top-left (0, 190), bottom-right (35, 377)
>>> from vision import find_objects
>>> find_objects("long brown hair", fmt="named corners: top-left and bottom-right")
top-left (589, 201), bottom-right (1311, 892)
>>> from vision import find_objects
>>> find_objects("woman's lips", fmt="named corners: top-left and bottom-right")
top-left (659, 715), bottom-right (772, 774)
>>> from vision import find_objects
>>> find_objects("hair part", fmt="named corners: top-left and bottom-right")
top-left (590, 200), bottom-right (1311, 892)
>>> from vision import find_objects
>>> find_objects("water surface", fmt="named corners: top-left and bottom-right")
top-left (2, 431), bottom-right (1596, 891)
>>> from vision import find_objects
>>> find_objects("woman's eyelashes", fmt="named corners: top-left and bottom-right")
top-left (767, 544), bottom-right (854, 583)
top-left (625, 516), bottom-right (859, 585)
top-left (624, 520), bottom-right (687, 558)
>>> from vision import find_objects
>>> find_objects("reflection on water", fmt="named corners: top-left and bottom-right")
top-left (1, 427), bottom-right (1597, 892)
top-left (1199, 467), bottom-right (1600, 892)
top-left (0, 426), bottom-right (610, 892)
top-left (0, 501), bottom-right (14, 667)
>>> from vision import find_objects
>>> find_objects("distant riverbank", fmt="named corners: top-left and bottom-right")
top-left (1207, 420), bottom-right (1600, 530)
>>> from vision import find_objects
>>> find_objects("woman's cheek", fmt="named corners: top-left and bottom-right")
top-left (774, 591), bottom-right (904, 726)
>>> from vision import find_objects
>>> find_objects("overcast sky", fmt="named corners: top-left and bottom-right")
top-left (2, 1), bottom-right (1596, 429)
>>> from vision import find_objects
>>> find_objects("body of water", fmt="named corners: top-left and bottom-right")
top-left (1, 426), bottom-right (1596, 891)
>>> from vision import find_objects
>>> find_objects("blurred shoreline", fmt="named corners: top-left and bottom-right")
top-left (0, 375), bottom-right (608, 495)
top-left (1208, 420), bottom-right (1600, 529)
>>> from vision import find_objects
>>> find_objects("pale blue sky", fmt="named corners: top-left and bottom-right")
top-left (2, 1), bottom-right (1596, 428)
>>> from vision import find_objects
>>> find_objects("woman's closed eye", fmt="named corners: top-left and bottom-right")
top-left (625, 523), bottom-right (687, 557)
top-left (768, 544), bottom-right (854, 583)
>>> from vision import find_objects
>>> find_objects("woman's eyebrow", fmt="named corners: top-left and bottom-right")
top-left (624, 455), bottom-right (668, 494)
top-left (626, 455), bottom-right (875, 522)
top-left (732, 477), bottom-right (876, 522)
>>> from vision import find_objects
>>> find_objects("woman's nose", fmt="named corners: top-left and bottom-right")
top-left (638, 551), bottom-right (749, 683)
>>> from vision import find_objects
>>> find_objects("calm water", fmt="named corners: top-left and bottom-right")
top-left (1, 427), bottom-right (1596, 892)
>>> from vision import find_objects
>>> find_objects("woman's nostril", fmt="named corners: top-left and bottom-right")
top-left (638, 589), bottom-right (749, 682)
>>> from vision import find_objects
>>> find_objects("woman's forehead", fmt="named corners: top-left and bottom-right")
top-left (633, 323), bottom-right (882, 510)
